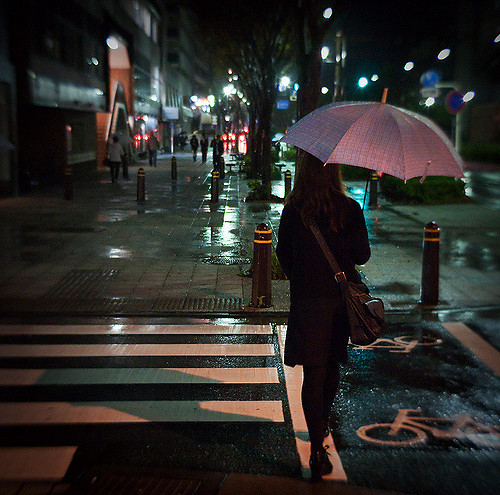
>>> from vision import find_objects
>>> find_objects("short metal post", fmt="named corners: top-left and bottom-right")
top-left (171, 156), bottom-right (177, 180)
top-left (137, 167), bottom-right (145, 202)
top-left (420, 222), bottom-right (440, 305)
top-left (211, 170), bottom-right (219, 203)
top-left (251, 223), bottom-right (272, 308)
top-left (284, 170), bottom-right (292, 198)
top-left (63, 166), bottom-right (73, 200)
top-left (219, 157), bottom-right (225, 179)
top-left (369, 172), bottom-right (378, 207)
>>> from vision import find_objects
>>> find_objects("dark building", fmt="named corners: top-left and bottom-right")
top-left (3, 0), bottom-right (212, 196)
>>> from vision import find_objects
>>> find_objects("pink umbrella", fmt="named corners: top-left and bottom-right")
top-left (280, 101), bottom-right (464, 181)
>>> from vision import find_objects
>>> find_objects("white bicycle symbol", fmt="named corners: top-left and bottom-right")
top-left (357, 409), bottom-right (500, 448)
top-left (352, 335), bottom-right (442, 353)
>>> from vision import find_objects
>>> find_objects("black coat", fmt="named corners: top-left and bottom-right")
top-left (276, 198), bottom-right (370, 367)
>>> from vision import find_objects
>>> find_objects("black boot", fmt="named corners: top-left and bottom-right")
top-left (309, 446), bottom-right (332, 482)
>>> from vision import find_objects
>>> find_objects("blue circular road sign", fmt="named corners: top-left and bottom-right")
top-left (420, 70), bottom-right (441, 87)
top-left (445, 90), bottom-right (465, 114)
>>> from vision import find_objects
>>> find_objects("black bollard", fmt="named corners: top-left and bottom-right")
top-left (251, 223), bottom-right (272, 308)
top-left (420, 221), bottom-right (440, 305)
top-left (369, 172), bottom-right (378, 207)
top-left (284, 170), bottom-right (292, 198)
top-left (211, 170), bottom-right (219, 203)
top-left (219, 157), bottom-right (225, 179)
top-left (63, 166), bottom-right (73, 200)
top-left (137, 167), bottom-right (145, 202)
top-left (171, 156), bottom-right (177, 180)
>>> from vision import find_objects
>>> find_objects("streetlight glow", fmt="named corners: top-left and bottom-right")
top-left (404, 61), bottom-right (414, 71)
top-left (358, 77), bottom-right (368, 88)
top-left (321, 46), bottom-right (330, 60)
top-left (106, 36), bottom-right (119, 50)
top-left (280, 76), bottom-right (290, 87)
top-left (371, 74), bottom-right (379, 82)
top-left (437, 48), bottom-right (451, 60)
top-left (321, 86), bottom-right (329, 94)
top-left (463, 91), bottom-right (475, 102)
top-left (425, 97), bottom-right (435, 107)
top-left (323, 7), bottom-right (333, 19)
top-left (223, 84), bottom-right (234, 96)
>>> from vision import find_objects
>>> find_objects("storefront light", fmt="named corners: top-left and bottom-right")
top-left (106, 36), bottom-right (119, 50)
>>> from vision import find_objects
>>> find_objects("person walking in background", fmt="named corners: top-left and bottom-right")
top-left (210, 134), bottom-right (220, 168)
top-left (147, 130), bottom-right (159, 167)
top-left (276, 154), bottom-right (370, 482)
top-left (107, 135), bottom-right (125, 183)
top-left (190, 133), bottom-right (199, 162)
top-left (118, 131), bottom-right (133, 180)
top-left (217, 135), bottom-right (224, 172)
top-left (200, 131), bottom-right (209, 163)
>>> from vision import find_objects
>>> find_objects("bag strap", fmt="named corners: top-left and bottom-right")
top-left (309, 222), bottom-right (349, 286)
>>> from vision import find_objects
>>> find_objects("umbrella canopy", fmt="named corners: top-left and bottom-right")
top-left (280, 101), bottom-right (464, 181)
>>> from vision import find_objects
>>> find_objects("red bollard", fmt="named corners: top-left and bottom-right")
top-left (251, 223), bottom-right (272, 308)
top-left (420, 221), bottom-right (440, 305)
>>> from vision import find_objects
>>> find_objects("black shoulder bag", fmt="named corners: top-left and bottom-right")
top-left (309, 222), bottom-right (385, 346)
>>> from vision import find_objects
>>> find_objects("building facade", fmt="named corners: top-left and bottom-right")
top-left (3, 0), bottom-right (212, 195)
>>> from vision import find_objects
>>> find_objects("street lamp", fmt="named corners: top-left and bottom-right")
top-left (358, 77), bottom-right (368, 88)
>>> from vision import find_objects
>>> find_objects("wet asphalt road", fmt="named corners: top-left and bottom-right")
top-left (0, 309), bottom-right (498, 494)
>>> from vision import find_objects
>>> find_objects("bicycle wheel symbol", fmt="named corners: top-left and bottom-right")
top-left (357, 423), bottom-right (427, 447)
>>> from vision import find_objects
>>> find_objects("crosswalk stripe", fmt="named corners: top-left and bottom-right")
top-left (0, 324), bottom-right (273, 335)
top-left (0, 367), bottom-right (280, 385)
top-left (441, 322), bottom-right (500, 376)
top-left (0, 343), bottom-right (275, 357)
top-left (0, 400), bottom-right (284, 424)
top-left (0, 446), bottom-right (77, 481)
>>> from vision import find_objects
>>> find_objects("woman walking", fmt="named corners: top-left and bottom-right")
top-left (276, 154), bottom-right (370, 482)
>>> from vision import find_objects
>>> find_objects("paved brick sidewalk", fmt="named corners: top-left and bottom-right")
top-left (0, 152), bottom-right (498, 316)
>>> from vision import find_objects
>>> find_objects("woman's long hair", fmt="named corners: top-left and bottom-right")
top-left (287, 153), bottom-right (348, 232)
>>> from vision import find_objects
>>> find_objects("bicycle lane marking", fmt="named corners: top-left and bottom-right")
top-left (441, 322), bottom-right (500, 376)
top-left (276, 324), bottom-right (348, 482)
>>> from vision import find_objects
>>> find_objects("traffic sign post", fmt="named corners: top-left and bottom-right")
top-left (444, 90), bottom-right (465, 115)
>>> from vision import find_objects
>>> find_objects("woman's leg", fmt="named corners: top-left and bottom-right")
top-left (302, 364), bottom-right (327, 450)
top-left (322, 361), bottom-right (340, 428)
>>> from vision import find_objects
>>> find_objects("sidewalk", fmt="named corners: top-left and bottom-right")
top-left (0, 154), bottom-right (497, 494)
top-left (0, 152), bottom-right (498, 317)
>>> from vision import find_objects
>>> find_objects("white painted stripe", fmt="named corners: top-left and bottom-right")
top-left (441, 322), bottom-right (500, 376)
top-left (0, 401), bottom-right (284, 424)
top-left (0, 367), bottom-right (280, 385)
top-left (0, 343), bottom-right (274, 357)
top-left (276, 324), bottom-right (347, 482)
top-left (0, 324), bottom-right (272, 335)
top-left (0, 446), bottom-right (77, 481)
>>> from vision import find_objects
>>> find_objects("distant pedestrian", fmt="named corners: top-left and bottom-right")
top-left (276, 154), bottom-right (370, 482)
top-left (147, 131), bottom-right (159, 167)
top-left (200, 131), bottom-right (209, 163)
top-left (119, 131), bottom-right (133, 179)
top-left (217, 135), bottom-right (224, 172)
top-left (190, 133), bottom-right (199, 162)
top-left (107, 135), bottom-right (124, 183)
top-left (210, 134), bottom-right (220, 167)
